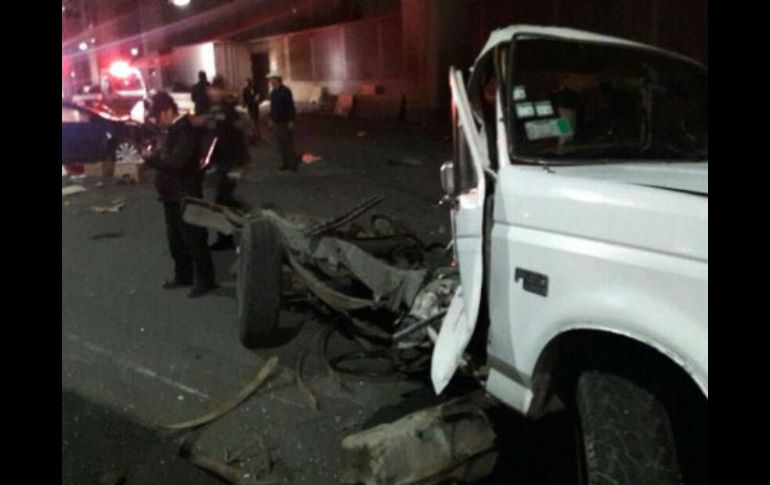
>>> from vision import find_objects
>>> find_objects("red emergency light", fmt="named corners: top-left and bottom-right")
top-left (108, 60), bottom-right (132, 79)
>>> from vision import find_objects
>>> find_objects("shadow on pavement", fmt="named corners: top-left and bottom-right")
top-left (62, 391), bottom-right (221, 485)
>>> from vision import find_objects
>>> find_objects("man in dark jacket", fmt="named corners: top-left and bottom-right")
top-left (191, 71), bottom-right (211, 115)
top-left (242, 78), bottom-right (262, 144)
top-left (266, 71), bottom-right (299, 171)
top-left (144, 91), bottom-right (216, 298)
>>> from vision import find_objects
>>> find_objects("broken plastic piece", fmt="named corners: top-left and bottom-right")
top-left (301, 153), bottom-right (322, 164)
top-left (62, 185), bottom-right (87, 197)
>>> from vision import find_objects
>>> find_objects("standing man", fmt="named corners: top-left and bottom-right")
top-left (143, 91), bottom-right (217, 298)
top-left (191, 71), bottom-right (211, 115)
top-left (266, 71), bottom-right (299, 171)
top-left (242, 78), bottom-right (263, 144)
top-left (205, 75), bottom-right (241, 250)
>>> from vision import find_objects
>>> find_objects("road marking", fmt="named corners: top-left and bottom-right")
top-left (64, 333), bottom-right (212, 401)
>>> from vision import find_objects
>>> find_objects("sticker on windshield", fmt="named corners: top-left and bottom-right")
top-left (534, 100), bottom-right (554, 117)
top-left (513, 85), bottom-right (527, 101)
top-left (515, 102), bottom-right (535, 119)
top-left (525, 118), bottom-right (573, 140)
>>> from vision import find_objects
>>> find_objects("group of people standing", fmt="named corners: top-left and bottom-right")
top-left (142, 69), bottom-right (298, 298)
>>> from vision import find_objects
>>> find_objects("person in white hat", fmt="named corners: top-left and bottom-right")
top-left (266, 70), bottom-right (300, 171)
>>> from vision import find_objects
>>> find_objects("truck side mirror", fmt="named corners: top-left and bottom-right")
top-left (440, 160), bottom-right (456, 197)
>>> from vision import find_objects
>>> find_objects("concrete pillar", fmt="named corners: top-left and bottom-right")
top-left (88, 51), bottom-right (100, 86)
top-left (138, 0), bottom-right (167, 89)
top-left (400, 0), bottom-right (473, 122)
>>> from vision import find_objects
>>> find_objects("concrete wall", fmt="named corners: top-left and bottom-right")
top-left (160, 41), bottom-right (251, 91)
top-left (251, 15), bottom-right (405, 103)
top-left (161, 43), bottom-right (216, 88)
top-left (400, 0), bottom-right (474, 120)
top-left (214, 42), bottom-right (253, 89)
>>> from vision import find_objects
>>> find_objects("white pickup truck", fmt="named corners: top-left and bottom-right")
top-left (186, 24), bottom-right (707, 485)
top-left (432, 25), bottom-right (707, 484)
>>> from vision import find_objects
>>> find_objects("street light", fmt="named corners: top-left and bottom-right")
top-left (171, 0), bottom-right (191, 6)
top-left (78, 41), bottom-right (88, 51)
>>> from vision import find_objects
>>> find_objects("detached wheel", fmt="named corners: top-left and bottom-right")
top-left (576, 372), bottom-right (683, 485)
top-left (113, 140), bottom-right (141, 164)
top-left (237, 219), bottom-right (282, 348)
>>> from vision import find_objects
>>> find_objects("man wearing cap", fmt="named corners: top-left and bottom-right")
top-left (143, 91), bottom-right (217, 298)
top-left (266, 71), bottom-right (299, 171)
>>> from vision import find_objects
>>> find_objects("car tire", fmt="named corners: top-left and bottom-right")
top-left (113, 140), bottom-right (141, 164)
top-left (575, 371), bottom-right (683, 485)
top-left (237, 219), bottom-right (283, 348)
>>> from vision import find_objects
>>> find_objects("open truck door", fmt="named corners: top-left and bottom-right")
top-left (431, 67), bottom-right (489, 394)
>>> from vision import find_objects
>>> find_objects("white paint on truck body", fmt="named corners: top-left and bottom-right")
top-left (486, 164), bottom-right (708, 414)
top-left (434, 25), bottom-right (708, 416)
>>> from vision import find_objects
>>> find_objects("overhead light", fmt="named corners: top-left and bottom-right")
top-left (130, 47), bottom-right (139, 56)
top-left (78, 41), bottom-right (88, 51)
top-left (70, 71), bottom-right (76, 78)
top-left (171, 0), bottom-right (191, 6)
top-left (90, 37), bottom-right (96, 44)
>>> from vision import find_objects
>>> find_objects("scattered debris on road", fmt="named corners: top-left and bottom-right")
top-left (296, 327), bottom-right (325, 410)
top-left (160, 356), bottom-right (279, 431)
top-left (178, 436), bottom-right (250, 485)
top-left (114, 161), bottom-right (148, 184)
top-left (62, 185), bottom-right (88, 197)
top-left (340, 394), bottom-right (497, 485)
top-left (90, 200), bottom-right (126, 214)
top-left (305, 195), bottom-right (383, 236)
top-left (301, 153), bottom-right (323, 165)
top-left (89, 232), bottom-right (125, 241)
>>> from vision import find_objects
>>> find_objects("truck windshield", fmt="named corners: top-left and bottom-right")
top-left (508, 38), bottom-right (707, 162)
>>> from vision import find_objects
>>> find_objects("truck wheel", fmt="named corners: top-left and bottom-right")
top-left (576, 372), bottom-right (683, 485)
top-left (237, 219), bottom-right (282, 348)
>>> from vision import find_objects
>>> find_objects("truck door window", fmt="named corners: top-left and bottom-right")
top-left (468, 53), bottom-right (498, 168)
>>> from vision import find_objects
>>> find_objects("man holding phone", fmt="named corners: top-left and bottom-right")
top-left (143, 91), bottom-right (217, 298)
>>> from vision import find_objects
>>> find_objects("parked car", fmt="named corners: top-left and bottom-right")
top-left (62, 101), bottom-right (144, 165)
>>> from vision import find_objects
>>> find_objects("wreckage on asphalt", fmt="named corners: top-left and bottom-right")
top-left (183, 195), bottom-right (457, 351)
top-left (185, 23), bottom-right (708, 485)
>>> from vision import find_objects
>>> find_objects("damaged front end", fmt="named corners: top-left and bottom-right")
top-left (182, 196), bottom-right (459, 357)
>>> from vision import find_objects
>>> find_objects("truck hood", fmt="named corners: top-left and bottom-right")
top-left (551, 162), bottom-right (708, 196)
top-left (495, 164), bottom-right (708, 262)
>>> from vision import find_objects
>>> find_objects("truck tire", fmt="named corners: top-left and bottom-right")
top-left (576, 372), bottom-right (683, 485)
top-left (237, 219), bottom-right (282, 348)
